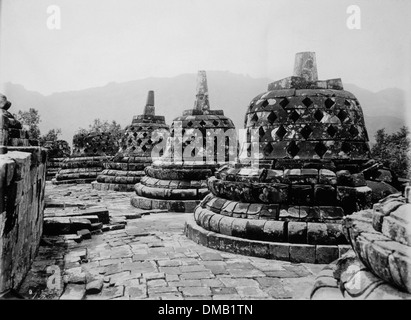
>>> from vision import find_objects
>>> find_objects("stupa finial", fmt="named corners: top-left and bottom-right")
top-left (144, 90), bottom-right (155, 116)
top-left (194, 70), bottom-right (210, 111)
top-left (293, 52), bottom-right (318, 81)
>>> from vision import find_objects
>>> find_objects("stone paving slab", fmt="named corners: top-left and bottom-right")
top-left (18, 183), bottom-right (328, 300)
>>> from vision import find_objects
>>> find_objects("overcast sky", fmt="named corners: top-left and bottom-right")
top-left (0, 0), bottom-right (410, 96)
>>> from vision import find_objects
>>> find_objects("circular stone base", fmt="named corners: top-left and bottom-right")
top-left (130, 195), bottom-right (200, 213)
top-left (52, 178), bottom-right (95, 185)
top-left (184, 215), bottom-right (351, 264)
top-left (91, 181), bottom-right (135, 192)
top-left (310, 250), bottom-right (411, 300)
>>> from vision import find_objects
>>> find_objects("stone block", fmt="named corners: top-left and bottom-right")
top-left (207, 213), bottom-right (223, 233)
top-left (231, 218), bottom-right (248, 238)
top-left (318, 169), bottom-right (337, 185)
top-left (43, 217), bottom-right (71, 235)
top-left (314, 185), bottom-right (337, 205)
top-left (319, 206), bottom-right (344, 221)
top-left (234, 238), bottom-right (251, 256)
top-left (218, 216), bottom-right (234, 236)
top-left (315, 245), bottom-right (339, 264)
top-left (289, 244), bottom-right (316, 263)
top-left (77, 229), bottom-right (91, 240)
top-left (268, 242), bottom-right (290, 261)
top-left (290, 185), bottom-right (313, 205)
top-left (245, 220), bottom-right (266, 241)
top-left (250, 241), bottom-right (270, 258)
top-left (288, 221), bottom-right (308, 243)
top-left (262, 220), bottom-right (285, 242)
top-left (307, 222), bottom-right (328, 245)
top-left (336, 186), bottom-right (358, 214)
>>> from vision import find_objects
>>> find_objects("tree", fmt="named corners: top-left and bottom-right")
top-left (15, 108), bottom-right (41, 140)
top-left (371, 126), bottom-right (410, 179)
top-left (78, 119), bottom-right (123, 141)
top-left (39, 128), bottom-right (62, 145)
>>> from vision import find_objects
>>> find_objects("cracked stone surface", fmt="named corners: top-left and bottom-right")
top-left (18, 183), bottom-right (326, 300)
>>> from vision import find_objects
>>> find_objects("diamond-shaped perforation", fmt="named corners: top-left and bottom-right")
top-left (258, 127), bottom-right (265, 138)
top-left (349, 125), bottom-right (359, 137)
top-left (300, 125), bottom-right (313, 140)
top-left (344, 99), bottom-right (351, 106)
top-left (315, 142), bottom-right (328, 158)
top-left (267, 112), bottom-right (277, 124)
top-left (289, 110), bottom-right (300, 123)
top-left (187, 121), bottom-right (193, 127)
top-left (264, 143), bottom-right (273, 156)
top-left (276, 125), bottom-right (287, 140)
top-left (327, 125), bottom-right (338, 138)
top-left (324, 98), bottom-right (335, 109)
top-left (143, 132), bottom-right (148, 138)
top-left (213, 120), bottom-right (219, 126)
top-left (286, 141), bottom-right (300, 157)
top-left (341, 142), bottom-right (351, 154)
top-left (251, 113), bottom-right (259, 123)
top-left (199, 120), bottom-right (206, 127)
top-left (302, 97), bottom-right (313, 107)
top-left (146, 139), bottom-right (153, 145)
top-left (279, 98), bottom-right (289, 109)
top-left (314, 109), bottom-right (324, 122)
top-left (136, 138), bottom-right (142, 145)
top-left (337, 110), bottom-right (349, 122)
top-left (142, 145), bottom-right (148, 152)
top-left (261, 100), bottom-right (269, 108)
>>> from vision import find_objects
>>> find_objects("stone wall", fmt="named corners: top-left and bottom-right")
top-left (0, 146), bottom-right (47, 293)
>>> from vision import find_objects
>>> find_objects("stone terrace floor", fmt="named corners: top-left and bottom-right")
top-left (18, 182), bottom-right (327, 300)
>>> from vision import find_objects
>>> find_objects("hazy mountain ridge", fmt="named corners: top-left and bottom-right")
top-left (3, 71), bottom-right (406, 145)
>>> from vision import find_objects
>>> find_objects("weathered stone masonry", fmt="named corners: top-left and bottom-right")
top-left (0, 94), bottom-right (47, 294)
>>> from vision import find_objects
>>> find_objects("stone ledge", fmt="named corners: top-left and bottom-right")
top-left (145, 166), bottom-right (214, 181)
top-left (91, 181), bottom-right (135, 192)
top-left (130, 195), bottom-right (200, 213)
top-left (134, 183), bottom-right (209, 200)
top-left (52, 178), bottom-right (96, 185)
top-left (185, 215), bottom-right (348, 264)
top-left (200, 194), bottom-right (347, 223)
top-left (194, 206), bottom-right (348, 246)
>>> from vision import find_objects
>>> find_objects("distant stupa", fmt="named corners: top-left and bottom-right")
top-left (92, 90), bottom-right (169, 191)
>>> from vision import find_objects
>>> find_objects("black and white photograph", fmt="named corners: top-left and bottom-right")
top-left (0, 0), bottom-right (410, 308)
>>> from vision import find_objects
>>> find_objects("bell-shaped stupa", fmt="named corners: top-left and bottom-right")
top-left (43, 140), bottom-right (71, 180)
top-left (185, 52), bottom-right (399, 264)
top-left (92, 91), bottom-right (169, 191)
top-left (131, 71), bottom-right (237, 212)
top-left (52, 130), bottom-right (118, 185)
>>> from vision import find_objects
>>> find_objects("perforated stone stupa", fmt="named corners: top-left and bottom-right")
top-left (43, 140), bottom-right (71, 180)
top-left (52, 131), bottom-right (119, 185)
top-left (92, 91), bottom-right (169, 191)
top-left (185, 52), bottom-right (399, 264)
top-left (131, 71), bottom-right (236, 212)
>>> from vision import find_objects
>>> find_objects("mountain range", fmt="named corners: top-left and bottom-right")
top-left (3, 71), bottom-right (407, 146)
